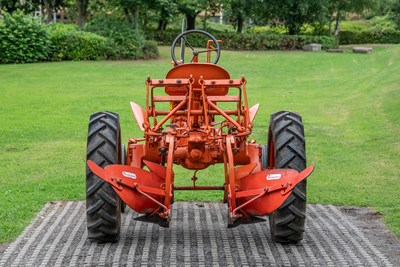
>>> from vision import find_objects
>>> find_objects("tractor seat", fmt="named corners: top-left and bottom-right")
top-left (165, 63), bottom-right (230, 96)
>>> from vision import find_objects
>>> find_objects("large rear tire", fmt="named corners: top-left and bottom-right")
top-left (86, 111), bottom-right (122, 242)
top-left (265, 111), bottom-right (307, 243)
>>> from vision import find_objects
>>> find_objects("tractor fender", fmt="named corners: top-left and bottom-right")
top-left (236, 165), bottom-right (314, 216)
top-left (87, 160), bottom-right (165, 215)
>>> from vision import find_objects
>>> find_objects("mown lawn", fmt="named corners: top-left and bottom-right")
top-left (0, 46), bottom-right (399, 244)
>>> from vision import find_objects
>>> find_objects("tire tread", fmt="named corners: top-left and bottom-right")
top-left (267, 111), bottom-right (307, 244)
top-left (86, 111), bottom-right (121, 242)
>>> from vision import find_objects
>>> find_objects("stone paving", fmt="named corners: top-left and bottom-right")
top-left (0, 201), bottom-right (398, 266)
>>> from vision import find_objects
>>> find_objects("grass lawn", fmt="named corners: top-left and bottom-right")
top-left (0, 46), bottom-right (399, 244)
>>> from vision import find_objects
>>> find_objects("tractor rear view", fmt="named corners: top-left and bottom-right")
top-left (85, 30), bottom-right (314, 244)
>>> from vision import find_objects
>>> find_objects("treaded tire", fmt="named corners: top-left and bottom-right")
top-left (266, 111), bottom-right (307, 243)
top-left (86, 111), bottom-right (121, 242)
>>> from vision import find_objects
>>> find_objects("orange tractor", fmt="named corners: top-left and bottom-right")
top-left (86, 30), bottom-right (314, 243)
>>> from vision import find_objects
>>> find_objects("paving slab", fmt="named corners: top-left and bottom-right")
top-left (0, 201), bottom-right (399, 266)
top-left (353, 47), bottom-right (373, 54)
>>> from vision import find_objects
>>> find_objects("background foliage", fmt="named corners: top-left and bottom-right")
top-left (84, 15), bottom-right (146, 59)
top-left (0, 11), bottom-right (51, 63)
top-left (147, 30), bottom-right (338, 50)
top-left (1, 0), bottom-right (399, 36)
top-left (49, 23), bottom-right (112, 60)
top-left (0, 12), bottom-right (159, 63)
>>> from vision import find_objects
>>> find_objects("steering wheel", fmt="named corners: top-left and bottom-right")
top-left (171, 30), bottom-right (221, 65)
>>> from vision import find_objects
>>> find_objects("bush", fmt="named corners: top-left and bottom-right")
top-left (48, 23), bottom-right (112, 60)
top-left (339, 30), bottom-right (400, 45)
top-left (142, 40), bottom-right (159, 59)
top-left (84, 15), bottom-right (158, 59)
top-left (249, 25), bottom-right (287, 34)
top-left (337, 17), bottom-right (400, 44)
top-left (369, 15), bottom-right (399, 33)
top-left (146, 30), bottom-right (338, 50)
top-left (0, 12), bottom-right (159, 64)
top-left (0, 12), bottom-right (51, 63)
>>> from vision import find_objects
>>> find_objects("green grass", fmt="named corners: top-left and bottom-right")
top-left (0, 46), bottom-right (399, 244)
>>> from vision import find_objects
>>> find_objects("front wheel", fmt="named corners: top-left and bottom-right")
top-left (265, 111), bottom-right (307, 243)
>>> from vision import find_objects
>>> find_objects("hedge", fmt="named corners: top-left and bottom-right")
top-left (0, 12), bottom-right (159, 64)
top-left (49, 24), bottom-right (112, 61)
top-left (339, 30), bottom-right (400, 45)
top-left (146, 30), bottom-right (338, 50)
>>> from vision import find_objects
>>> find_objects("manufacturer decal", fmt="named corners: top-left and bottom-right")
top-left (122, 171), bottom-right (137, 179)
top-left (266, 174), bottom-right (281, 180)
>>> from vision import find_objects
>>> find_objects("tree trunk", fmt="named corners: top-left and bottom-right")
top-left (287, 17), bottom-right (301, 35)
top-left (186, 13), bottom-right (196, 30)
top-left (43, 0), bottom-right (52, 24)
top-left (157, 19), bottom-right (163, 30)
top-left (236, 14), bottom-right (244, 33)
top-left (333, 11), bottom-right (341, 36)
top-left (203, 8), bottom-right (208, 30)
top-left (124, 8), bottom-right (132, 25)
top-left (130, 6), bottom-right (140, 30)
top-left (288, 24), bottom-right (300, 35)
top-left (328, 15), bottom-right (334, 35)
top-left (76, 0), bottom-right (89, 29)
top-left (143, 11), bottom-right (148, 31)
top-left (158, 20), bottom-right (168, 30)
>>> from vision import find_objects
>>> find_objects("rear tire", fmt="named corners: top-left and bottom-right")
top-left (265, 111), bottom-right (307, 243)
top-left (86, 111), bottom-right (122, 242)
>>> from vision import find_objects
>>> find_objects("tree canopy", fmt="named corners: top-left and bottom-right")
top-left (1, 0), bottom-right (397, 34)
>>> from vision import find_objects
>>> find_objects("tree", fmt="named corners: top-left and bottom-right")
top-left (224, 0), bottom-right (258, 33)
top-left (155, 0), bottom-right (177, 30)
top-left (76, 0), bottom-right (89, 28)
top-left (0, 0), bottom-right (18, 13)
top-left (42, 0), bottom-right (65, 23)
top-left (391, 0), bottom-right (400, 27)
top-left (264, 0), bottom-right (325, 35)
top-left (327, 0), bottom-right (378, 35)
top-left (115, 0), bottom-right (142, 29)
top-left (373, 0), bottom-right (400, 28)
top-left (177, 0), bottom-right (209, 30)
top-left (0, 0), bottom-right (40, 14)
top-left (108, 0), bottom-right (156, 30)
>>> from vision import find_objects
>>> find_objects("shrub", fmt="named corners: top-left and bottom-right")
top-left (84, 15), bottom-right (157, 59)
top-left (0, 12), bottom-right (51, 63)
top-left (142, 40), bottom-right (159, 59)
top-left (48, 23), bottom-right (112, 61)
top-left (249, 25), bottom-right (287, 34)
top-left (337, 17), bottom-right (400, 44)
top-left (146, 30), bottom-right (338, 50)
top-left (0, 12), bottom-right (159, 63)
top-left (369, 15), bottom-right (399, 33)
top-left (339, 30), bottom-right (400, 45)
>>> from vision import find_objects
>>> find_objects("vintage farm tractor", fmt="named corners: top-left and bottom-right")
top-left (86, 30), bottom-right (314, 243)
